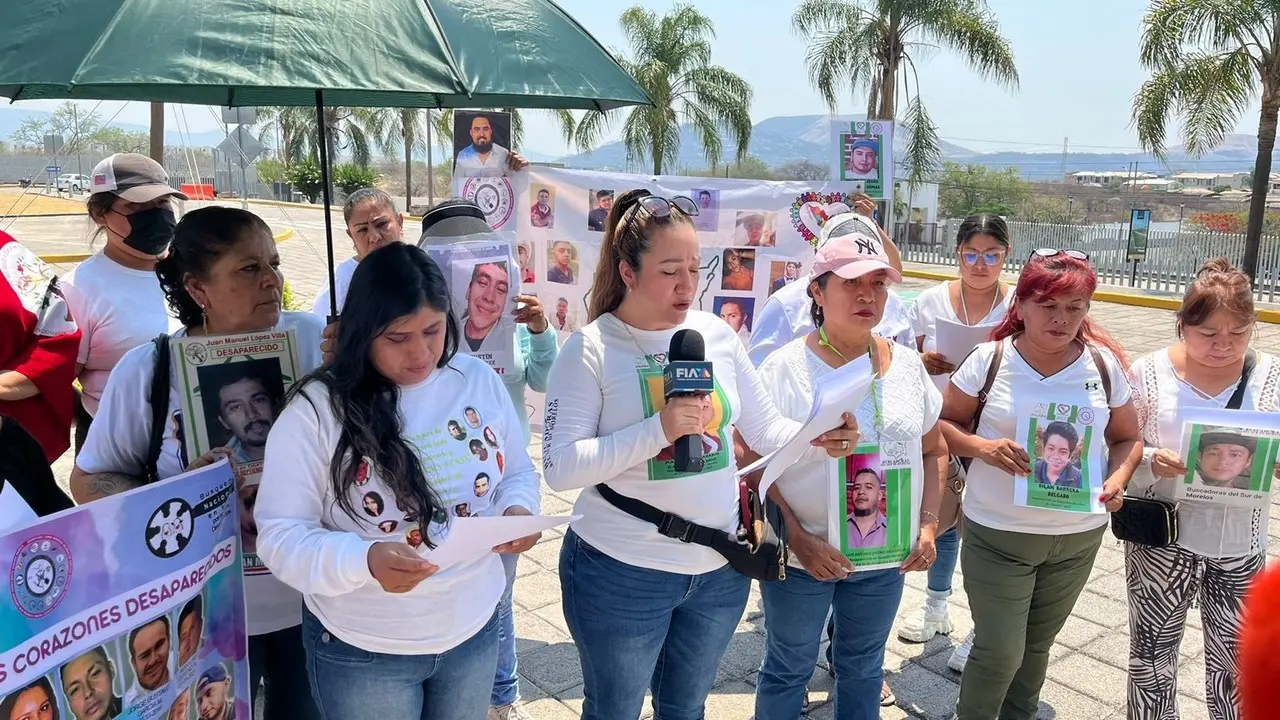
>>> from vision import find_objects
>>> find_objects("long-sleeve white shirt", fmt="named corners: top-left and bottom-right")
top-left (255, 354), bottom-right (541, 654)
top-left (541, 310), bottom-right (800, 574)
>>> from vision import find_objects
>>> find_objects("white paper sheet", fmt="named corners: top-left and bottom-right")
top-left (738, 355), bottom-right (875, 497)
top-left (935, 318), bottom-right (998, 366)
top-left (424, 514), bottom-right (576, 568)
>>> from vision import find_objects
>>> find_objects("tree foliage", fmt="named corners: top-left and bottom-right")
top-left (774, 159), bottom-right (831, 180)
top-left (333, 164), bottom-right (379, 195)
top-left (937, 162), bottom-right (1029, 218)
top-left (283, 157), bottom-right (324, 202)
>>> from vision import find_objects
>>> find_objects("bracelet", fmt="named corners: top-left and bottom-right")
top-left (920, 510), bottom-right (940, 525)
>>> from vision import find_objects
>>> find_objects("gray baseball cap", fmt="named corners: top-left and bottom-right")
top-left (90, 153), bottom-right (188, 203)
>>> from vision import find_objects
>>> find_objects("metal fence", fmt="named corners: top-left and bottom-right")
top-left (894, 219), bottom-right (1280, 303)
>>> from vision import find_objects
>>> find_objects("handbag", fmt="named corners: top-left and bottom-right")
top-left (1110, 349), bottom-right (1256, 547)
top-left (594, 482), bottom-right (790, 582)
top-left (938, 340), bottom-right (1005, 532)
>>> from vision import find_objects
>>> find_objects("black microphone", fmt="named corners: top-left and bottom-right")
top-left (664, 329), bottom-right (714, 473)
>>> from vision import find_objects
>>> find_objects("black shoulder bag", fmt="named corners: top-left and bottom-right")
top-left (1111, 349), bottom-right (1257, 547)
top-left (142, 333), bottom-right (171, 485)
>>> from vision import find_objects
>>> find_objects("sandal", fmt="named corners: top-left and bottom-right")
top-left (881, 681), bottom-right (896, 707)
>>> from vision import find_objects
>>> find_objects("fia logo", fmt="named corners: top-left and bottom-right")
top-left (674, 366), bottom-right (711, 379)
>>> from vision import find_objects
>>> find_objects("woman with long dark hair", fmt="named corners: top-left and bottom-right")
top-left (255, 243), bottom-right (542, 720)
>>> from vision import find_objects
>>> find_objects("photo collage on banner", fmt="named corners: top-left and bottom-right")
top-left (0, 462), bottom-right (249, 720)
top-left (1014, 400), bottom-right (1106, 514)
top-left (1176, 408), bottom-right (1280, 508)
top-left (171, 330), bottom-right (304, 575)
top-left (422, 239), bottom-right (521, 376)
top-left (829, 116), bottom-right (895, 200)
top-left (828, 441), bottom-right (920, 571)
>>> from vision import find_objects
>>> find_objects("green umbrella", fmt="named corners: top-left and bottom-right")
top-left (0, 0), bottom-right (650, 316)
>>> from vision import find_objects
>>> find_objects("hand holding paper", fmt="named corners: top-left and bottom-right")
top-left (494, 505), bottom-right (541, 554)
top-left (425, 514), bottom-right (576, 568)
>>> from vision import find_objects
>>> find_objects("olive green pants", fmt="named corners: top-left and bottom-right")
top-left (956, 518), bottom-right (1106, 720)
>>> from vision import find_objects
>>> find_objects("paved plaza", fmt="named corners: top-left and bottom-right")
top-left (12, 202), bottom-right (1280, 719)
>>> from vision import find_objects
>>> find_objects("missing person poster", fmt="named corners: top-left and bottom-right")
top-left (172, 329), bottom-right (303, 575)
top-left (828, 442), bottom-right (919, 571)
top-left (452, 110), bottom-right (513, 178)
top-left (423, 238), bottom-right (521, 377)
top-left (1014, 401), bottom-right (1106, 514)
top-left (1176, 408), bottom-right (1280, 508)
top-left (829, 117), bottom-right (894, 200)
top-left (0, 461), bottom-right (249, 720)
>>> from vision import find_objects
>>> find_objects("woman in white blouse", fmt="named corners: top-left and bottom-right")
top-left (541, 189), bottom-right (856, 719)
top-left (940, 249), bottom-right (1143, 719)
top-left (753, 230), bottom-right (947, 718)
top-left (255, 243), bottom-right (542, 720)
top-left (1125, 259), bottom-right (1275, 720)
top-left (900, 213), bottom-right (1014, 670)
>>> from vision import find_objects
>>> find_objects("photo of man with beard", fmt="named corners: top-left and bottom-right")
top-left (195, 359), bottom-right (286, 465)
top-left (59, 646), bottom-right (122, 720)
top-left (125, 616), bottom-right (172, 703)
top-left (846, 468), bottom-right (888, 549)
top-left (452, 111), bottom-right (512, 175)
top-left (461, 261), bottom-right (512, 352)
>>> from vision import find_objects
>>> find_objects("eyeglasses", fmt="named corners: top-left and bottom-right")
top-left (962, 251), bottom-right (1005, 266)
top-left (636, 194), bottom-right (700, 218)
top-left (1030, 248), bottom-right (1089, 261)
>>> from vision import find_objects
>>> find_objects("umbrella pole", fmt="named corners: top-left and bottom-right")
top-left (315, 90), bottom-right (340, 323)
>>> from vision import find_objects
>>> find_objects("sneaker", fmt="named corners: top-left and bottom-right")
top-left (489, 702), bottom-right (534, 720)
top-left (948, 631), bottom-right (974, 673)
top-left (897, 589), bottom-right (953, 643)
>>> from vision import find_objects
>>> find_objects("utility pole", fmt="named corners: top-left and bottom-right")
top-left (1059, 137), bottom-right (1068, 180)
top-left (149, 103), bottom-right (164, 163)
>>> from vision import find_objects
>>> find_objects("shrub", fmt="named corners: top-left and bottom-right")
top-left (283, 158), bottom-right (323, 203)
top-left (333, 164), bottom-right (379, 195)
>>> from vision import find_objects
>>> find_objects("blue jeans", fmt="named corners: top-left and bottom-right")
top-left (559, 528), bottom-right (750, 720)
top-left (491, 553), bottom-right (520, 707)
top-left (302, 605), bottom-right (499, 720)
top-left (930, 526), bottom-right (961, 593)
top-left (757, 567), bottom-right (905, 719)
top-left (249, 624), bottom-right (320, 719)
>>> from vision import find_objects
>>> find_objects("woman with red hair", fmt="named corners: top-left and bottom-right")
top-left (939, 249), bottom-right (1143, 719)
top-left (0, 229), bottom-right (80, 462)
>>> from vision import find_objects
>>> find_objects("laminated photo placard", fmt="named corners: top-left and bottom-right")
top-left (827, 441), bottom-right (919, 571)
top-left (1014, 400), bottom-right (1106, 514)
top-left (422, 238), bottom-right (521, 377)
top-left (1176, 408), bottom-right (1280, 508)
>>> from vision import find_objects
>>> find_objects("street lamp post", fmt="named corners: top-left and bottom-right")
top-left (1068, 195), bottom-right (1074, 223)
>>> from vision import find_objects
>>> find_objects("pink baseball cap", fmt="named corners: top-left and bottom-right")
top-left (811, 216), bottom-right (902, 283)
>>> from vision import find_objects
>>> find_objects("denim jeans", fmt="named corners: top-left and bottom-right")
top-left (559, 528), bottom-right (750, 720)
top-left (491, 553), bottom-right (520, 707)
top-left (302, 605), bottom-right (499, 720)
top-left (248, 624), bottom-right (320, 719)
top-left (756, 567), bottom-right (905, 719)
top-left (930, 526), bottom-right (961, 594)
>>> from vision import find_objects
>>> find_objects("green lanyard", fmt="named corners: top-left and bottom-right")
top-left (818, 326), bottom-right (883, 432)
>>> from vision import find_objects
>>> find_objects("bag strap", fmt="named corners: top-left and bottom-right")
top-left (1227, 349), bottom-right (1258, 410)
top-left (595, 483), bottom-right (728, 548)
top-left (1086, 345), bottom-right (1114, 406)
top-left (143, 333), bottom-right (170, 485)
top-left (971, 340), bottom-right (1005, 432)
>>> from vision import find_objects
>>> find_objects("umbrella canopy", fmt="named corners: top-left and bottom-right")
top-left (0, 0), bottom-right (649, 110)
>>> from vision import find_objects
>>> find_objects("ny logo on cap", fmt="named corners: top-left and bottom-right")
top-left (855, 236), bottom-right (880, 256)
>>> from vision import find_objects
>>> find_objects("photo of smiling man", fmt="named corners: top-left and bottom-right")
top-left (1033, 421), bottom-right (1084, 489)
top-left (58, 645), bottom-right (123, 720)
top-left (462, 260), bottom-right (513, 351)
top-left (125, 616), bottom-right (173, 704)
top-left (843, 136), bottom-right (881, 181)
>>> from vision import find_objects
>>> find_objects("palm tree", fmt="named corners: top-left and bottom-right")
top-left (1132, 0), bottom-right (1280, 282)
top-left (255, 107), bottom-right (313, 165)
top-left (573, 5), bottom-right (753, 175)
top-left (792, 0), bottom-right (1018, 188)
top-left (369, 109), bottom-right (430, 210)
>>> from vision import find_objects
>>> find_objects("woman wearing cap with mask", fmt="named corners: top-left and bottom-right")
top-left (1124, 259), bottom-right (1279, 719)
top-left (750, 227), bottom-right (947, 718)
top-left (61, 153), bottom-right (186, 453)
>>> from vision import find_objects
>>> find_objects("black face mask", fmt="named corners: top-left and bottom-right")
top-left (116, 206), bottom-right (176, 255)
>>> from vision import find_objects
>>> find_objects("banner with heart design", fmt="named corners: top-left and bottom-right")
top-left (790, 191), bottom-right (857, 247)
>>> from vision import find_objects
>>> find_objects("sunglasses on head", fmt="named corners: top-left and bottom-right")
top-left (1029, 248), bottom-right (1089, 261)
top-left (962, 250), bottom-right (1005, 266)
top-left (634, 194), bottom-right (699, 218)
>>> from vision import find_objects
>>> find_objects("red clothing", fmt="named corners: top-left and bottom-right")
top-left (0, 231), bottom-right (80, 462)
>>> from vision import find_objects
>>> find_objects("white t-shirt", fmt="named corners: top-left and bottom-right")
top-left (541, 310), bottom-right (800, 574)
top-left (454, 144), bottom-right (511, 174)
top-left (62, 253), bottom-right (180, 416)
top-left (950, 338), bottom-right (1132, 535)
top-left (311, 257), bottom-right (359, 318)
top-left (76, 311), bottom-right (325, 635)
top-left (759, 338), bottom-right (942, 567)
top-left (254, 353), bottom-right (541, 655)
top-left (1128, 349), bottom-right (1280, 558)
top-left (908, 281), bottom-right (1012, 391)
top-left (747, 279), bottom-right (914, 368)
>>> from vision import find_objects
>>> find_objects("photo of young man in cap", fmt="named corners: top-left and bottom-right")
top-left (1194, 427), bottom-right (1259, 490)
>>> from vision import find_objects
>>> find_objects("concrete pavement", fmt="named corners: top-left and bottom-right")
top-left (17, 203), bottom-right (1280, 719)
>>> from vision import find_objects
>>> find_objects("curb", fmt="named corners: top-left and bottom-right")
top-left (39, 228), bottom-right (295, 265)
top-left (0, 211), bottom-right (86, 219)
top-left (900, 267), bottom-right (1280, 325)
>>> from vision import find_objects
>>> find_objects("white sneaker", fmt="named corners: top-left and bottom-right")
top-left (897, 589), bottom-right (953, 642)
top-left (947, 631), bottom-right (974, 673)
top-left (489, 702), bottom-right (534, 720)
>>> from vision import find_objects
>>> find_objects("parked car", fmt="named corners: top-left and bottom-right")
top-left (55, 174), bottom-right (90, 193)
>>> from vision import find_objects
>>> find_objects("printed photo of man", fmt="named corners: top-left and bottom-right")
top-left (547, 241), bottom-right (576, 284)
top-left (59, 646), bottom-right (123, 720)
top-left (167, 687), bottom-right (191, 720)
top-left (844, 136), bottom-right (880, 180)
top-left (126, 616), bottom-right (172, 701)
top-left (462, 261), bottom-right (511, 353)
top-left (552, 297), bottom-right (578, 332)
top-left (530, 187), bottom-right (554, 228)
top-left (691, 188), bottom-right (719, 231)
top-left (714, 297), bottom-right (753, 345)
top-left (177, 595), bottom-right (204, 667)
top-left (734, 211), bottom-right (776, 247)
top-left (1033, 421), bottom-right (1084, 489)
top-left (587, 190), bottom-right (613, 231)
top-left (453, 112), bottom-right (511, 174)
top-left (517, 242), bottom-right (535, 284)
top-left (1195, 427), bottom-right (1258, 490)
top-left (196, 359), bottom-right (286, 465)
top-left (846, 468), bottom-right (888, 548)
top-left (770, 261), bottom-right (802, 294)
top-left (195, 665), bottom-right (233, 720)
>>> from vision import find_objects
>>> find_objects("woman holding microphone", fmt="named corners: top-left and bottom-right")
top-left (541, 189), bottom-right (857, 719)
top-left (256, 243), bottom-right (542, 719)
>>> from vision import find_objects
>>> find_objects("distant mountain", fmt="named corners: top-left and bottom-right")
top-left (547, 114), bottom-right (1269, 181)
top-left (0, 107), bottom-right (228, 148)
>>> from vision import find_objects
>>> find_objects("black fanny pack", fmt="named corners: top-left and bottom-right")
top-left (594, 483), bottom-right (789, 582)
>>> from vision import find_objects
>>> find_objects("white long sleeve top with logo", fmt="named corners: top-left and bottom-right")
top-left (541, 310), bottom-right (801, 575)
top-left (254, 353), bottom-right (541, 655)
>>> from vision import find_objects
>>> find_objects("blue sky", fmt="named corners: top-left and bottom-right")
top-left (8, 0), bottom-right (1263, 158)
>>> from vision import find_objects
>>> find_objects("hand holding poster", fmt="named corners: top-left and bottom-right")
top-left (1176, 408), bottom-right (1280, 507)
top-left (827, 441), bottom-right (920, 571)
top-left (1014, 401), bottom-right (1106, 514)
top-left (422, 239), bottom-right (521, 377)
top-left (0, 461), bottom-right (249, 720)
